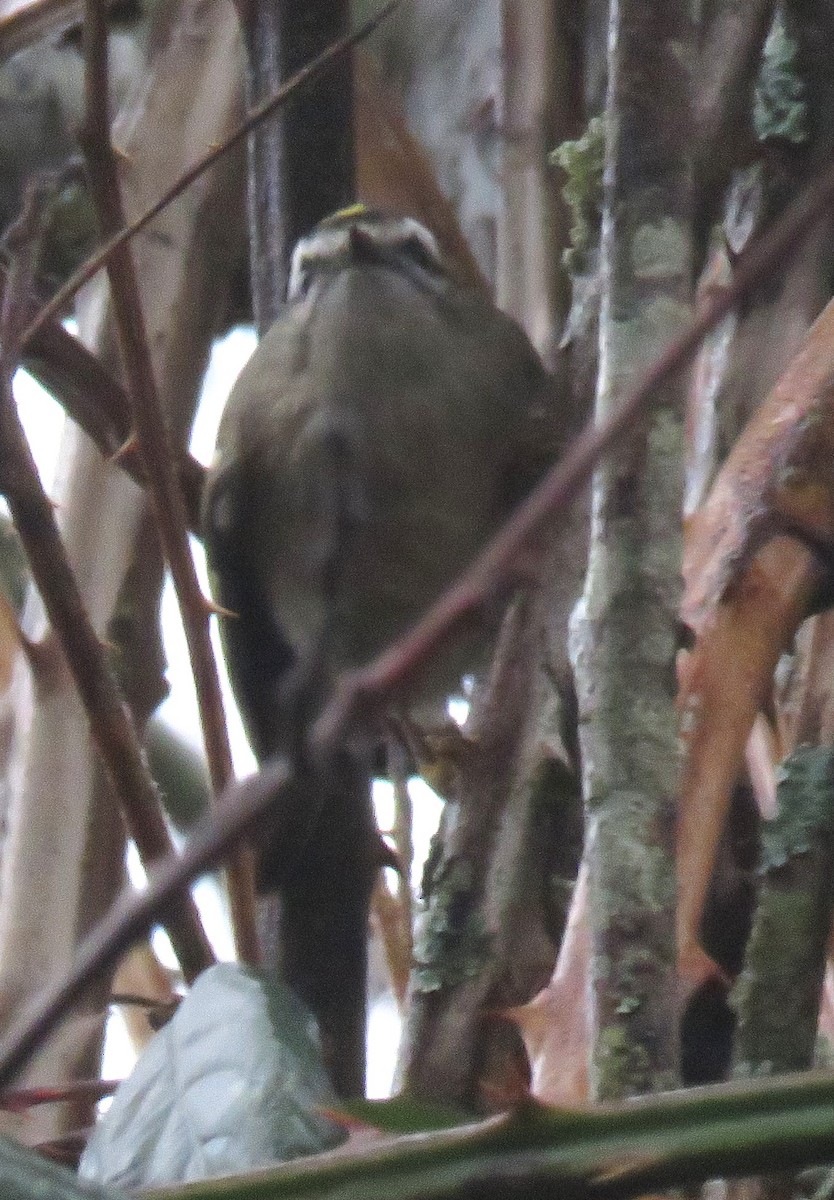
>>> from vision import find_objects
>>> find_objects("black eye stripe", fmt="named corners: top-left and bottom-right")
top-left (287, 220), bottom-right (446, 302)
top-left (398, 234), bottom-right (444, 274)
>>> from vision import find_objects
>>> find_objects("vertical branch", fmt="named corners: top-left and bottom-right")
top-left (733, 746), bottom-right (834, 1077)
top-left (235, 0), bottom-right (375, 1097)
top-left (401, 595), bottom-right (559, 1108)
top-left (694, 0), bottom-right (776, 205)
top-left (730, 747), bottom-right (834, 1200)
top-left (497, 0), bottom-right (576, 366)
top-left (0, 183), bottom-right (214, 984)
top-left (390, 737), bottom-right (413, 940)
top-left (240, 0), bottom-right (355, 331)
top-left (77, 0), bottom-right (259, 964)
top-left (570, 0), bottom-right (694, 1099)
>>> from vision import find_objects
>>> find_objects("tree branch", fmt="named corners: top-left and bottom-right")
top-left (313, 151), bottom-right (834, 753)
top-left (0, 180), bottom-right (214, 983)
top-left (694, 0), bottom-right (776, 203)
top-left (78, 0), bottom-right (258, 963)
top-left (0, 759), bottom-right (292, 1090)
top-left (0, 263), bottom-right (205, 527)
top-left (21, 0), bottom-right (400, 346)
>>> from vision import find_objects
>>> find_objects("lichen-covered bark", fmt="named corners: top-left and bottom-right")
top-left (728, 747), bottom-right (834, 1200)
top-left (687, 1), bottom-right (834, 523)
top-left (733, 746), bottom-right (834, 1077)
top-left (569, 0), bottom-right (693, 1100)
top-left (401, 595), bottom-right (580, 1110)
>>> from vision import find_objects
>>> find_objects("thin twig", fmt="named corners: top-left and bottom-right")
top-left (0, 1078), bottom-right (119, 1111)
top-left (79, 0), bottom-right (259, 963)
top-left (0, 180), bottom-right (214, 983)
top-left (5, 108), bottom-right (834, 1102)
top-left (0, 263), bottom-right (205, 525)
top-left (312, 152), bottom-right (834, 750)
top-left (21, 0), bottom-right (400, 346)
top-left (0, 760), bottom-right (293, 1091)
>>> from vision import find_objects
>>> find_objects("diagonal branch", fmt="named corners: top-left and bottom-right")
top-left (313, 152), bottom-right (834, 752)
top-left (0, 180), bottom-right (214, 983)
top-left (5, 118), bottom-right (834, 1102)
top-left (22, 0), bottom-right (400, 346)
top-left (0, 263), bottom-right (205, 526)
top-left (78, 0), bottom-right (258, 963)
top-left (0, 760), bottom-right (293, 1091)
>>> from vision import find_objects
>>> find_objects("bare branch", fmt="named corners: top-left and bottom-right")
top-left (0, 0), bottom-right (92, 58)
top-left (695, 0), bottom-right (776, 200)
top-left (0, 759), bottom-right (293, 1090)
top-left (78, 0), bottom-right (258, 962)
top-left (0, 181), bottom-right (214, 982)
top-left (21, 0), bottom-right (401, 346)
top-left (0, 1077), bottom-right (118, 1110)
top-left (0, 264), bottom-right (205, 526)
top-left (312, 153), bottom-right (834, 751)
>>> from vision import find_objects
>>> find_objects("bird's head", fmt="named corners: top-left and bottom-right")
top-left (287, 206), bottom-right (448, 301)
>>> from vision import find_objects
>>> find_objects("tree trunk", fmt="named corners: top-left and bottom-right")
top-left (570, 0), bottom-right (694, 1101)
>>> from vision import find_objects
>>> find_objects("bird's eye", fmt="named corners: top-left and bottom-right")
top-left (288, 265), bottom-right (313, 301)
top-left (208, 482), bottom-right (237, 540)
top-left (399, 235), bottom-right (443, 276)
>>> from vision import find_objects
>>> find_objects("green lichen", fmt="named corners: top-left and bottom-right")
top-left (732, 778), bottom-right (834, 1078)
top-left (631, 218), bottom-right (690, 281)
top-left (550, 115), bottom-right (605, 275)
top-left (594, 1024), bottom-right (654, 1100)
top-left (641, 294), bottom-right (693, 355)
top-left (731, 880), bottom-right (825, 1074)
top-left (761, 746), bottom-right (834, 872)
top-left (595, 823), bottom-right (675, 917)
top-left (602, 293), bottom-right (690, 391)
top-left (753, 6), bottom-right (808, 144)
top-left (616, 995), bottom-right (642, 1016)
top-left (619, 945), bottom-right (667, 995)
top-left (411, 859), bottom-right (492, 993)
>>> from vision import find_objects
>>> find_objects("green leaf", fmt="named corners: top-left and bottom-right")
top-left (79, 964), bottom-right (344, 1190)
top-left (0, 1134), bottom-right (127, 1199)
top-left (337, 1096), bottom-right (472, 1135)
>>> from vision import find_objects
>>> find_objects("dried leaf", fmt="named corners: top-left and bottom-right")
top-left (505, 863), bottom-right (590, 1106)
top-left (677, 298), bottom-right (834, 992)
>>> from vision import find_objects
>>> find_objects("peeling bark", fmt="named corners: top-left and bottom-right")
top-left (497, 0), bottom-right (575, 367)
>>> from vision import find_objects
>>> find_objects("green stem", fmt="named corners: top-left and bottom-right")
top-left (143, 1071), bottom-right (834, 1200)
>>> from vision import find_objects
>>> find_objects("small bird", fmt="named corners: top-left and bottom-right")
top-left (202, 206), bottom-right (554, 771)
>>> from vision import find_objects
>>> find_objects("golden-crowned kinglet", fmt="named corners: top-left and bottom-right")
top-left (202, 207), bottom-right (553, 763)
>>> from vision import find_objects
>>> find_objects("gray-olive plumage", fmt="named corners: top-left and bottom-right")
top-left (202, 210), bottom-right (552, 763)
